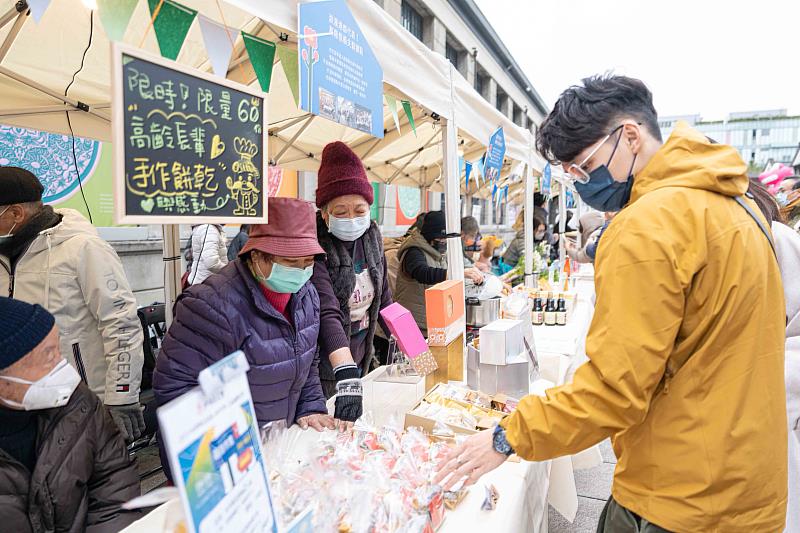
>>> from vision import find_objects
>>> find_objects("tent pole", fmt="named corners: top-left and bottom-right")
top-left (386, 130), bottom-right (440, 184)
top-left (558, 178), bottom-right (567, 264)
top-left (273, 115), bottom-right (314, 164)
top-left (162, 225), bottom-right (182, 328)
top-left (524, 160), bottom-right (535, 288)
top-left (0, 66), bottom-right (109, 122)
top-left (443, 66), bottom-right (464, 283)
top-left (0, 7), bottom-right (27, 63)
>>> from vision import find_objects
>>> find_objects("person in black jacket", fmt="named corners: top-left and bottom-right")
top-left (0, 297), bottom-right (141, 533)
top-left (227, 224), bottom-right (250, 261)
top-left (395, 211), bottom-right (484, 333)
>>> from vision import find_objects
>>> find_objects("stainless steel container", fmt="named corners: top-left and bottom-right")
top-left (465, 297), bottom-right (500, 328)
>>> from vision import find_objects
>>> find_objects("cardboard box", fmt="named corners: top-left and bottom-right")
top-left (479, 319), bottom-right (524, 365)
top-left (425, 280), bottom-right (466, 347)
top-left (427, 334), bottom-right (464, 389)
top-left (380, 303), bottom-right (428, 358)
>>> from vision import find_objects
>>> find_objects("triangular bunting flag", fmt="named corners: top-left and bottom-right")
top-left (385, 95), bottom-right (402, 135)
top-left (401, 100), bottom-right (416, 136)
top-left (148, 0), bottom-right (197, 61)
top-left (98, 0), bottom-right (138, 41)
top-left (465, 161), bottom-right (472, 192)
top-left (276, 45), bottom-right (300, 106)
top-left (242, 32), bottom-right (277, 93)
top-left (197, 15), bottom-right (236, 78)
top-left (27, 0), bottom-right (51, 23)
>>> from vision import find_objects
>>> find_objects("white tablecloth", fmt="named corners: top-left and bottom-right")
top-left (123, 278), bottom-right (599, 533)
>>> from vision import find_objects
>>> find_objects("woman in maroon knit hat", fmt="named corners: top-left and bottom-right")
top-left (311, 141), bottom-right (393, 430)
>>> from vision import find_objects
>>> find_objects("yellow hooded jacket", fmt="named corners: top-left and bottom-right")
top-left (501, 122), bottom-right (787, 532)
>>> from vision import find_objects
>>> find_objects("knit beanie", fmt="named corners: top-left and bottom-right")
top-left (0, 297), bottom-right (55, 370)
top-left (421, 210), bottom-right (447, 242)
top-left (315, 141), bottom-right (373, 208)
top-left (0, 167), bottom-right (44, 205)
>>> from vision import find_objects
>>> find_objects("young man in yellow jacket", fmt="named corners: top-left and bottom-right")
top-left (436, 75), bottom-right (787, 532)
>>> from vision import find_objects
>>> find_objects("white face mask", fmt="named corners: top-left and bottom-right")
top-left (0, 359), bottom-right (81, 410)
top-left (0, 205), bottom-right (17, 243)
top-left (327, 214), bottom-right (370, 242)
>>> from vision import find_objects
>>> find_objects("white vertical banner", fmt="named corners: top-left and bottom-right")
top-left (197, 14), bottom-right (237, 78)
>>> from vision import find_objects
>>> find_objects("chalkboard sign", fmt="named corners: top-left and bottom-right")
top-left (112, 43), bottom-right (268, 224)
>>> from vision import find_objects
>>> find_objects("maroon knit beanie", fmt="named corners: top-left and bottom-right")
top-left (315, 141), bottom-right (374, 208)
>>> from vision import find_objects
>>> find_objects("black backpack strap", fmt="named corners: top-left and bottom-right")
top-left (734, 195), bottom-right (777, 259)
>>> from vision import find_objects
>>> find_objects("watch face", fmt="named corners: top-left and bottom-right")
top-left (493, 429), bottom-right (513, 455)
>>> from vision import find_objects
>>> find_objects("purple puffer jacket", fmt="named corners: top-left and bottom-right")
top-left (153, 260), bottom-right (326, 425)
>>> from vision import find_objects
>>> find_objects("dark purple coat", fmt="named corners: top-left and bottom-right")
top-left (153, 260), bottom-right (326, 426)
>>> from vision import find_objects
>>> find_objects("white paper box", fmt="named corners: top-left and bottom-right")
top-left (478, 357), bottom-right (529, 399)
top-left (479, 319), bottom-right (524, 365)
top-left (362, 366), bottom-right (427, 427)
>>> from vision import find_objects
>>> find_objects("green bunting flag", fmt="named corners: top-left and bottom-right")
top-left (276, 45), bottom-right (300, 105)
top-left (98, 0), bottom-right (138, 41)
top-left (385, 95), bottom-right (402, 135)
top-left (242, 32), bottom-right (277, 93)
top-left (147, 0), bottom-right (197, 61)
top-left (401, 100), bottom-right (416, 137)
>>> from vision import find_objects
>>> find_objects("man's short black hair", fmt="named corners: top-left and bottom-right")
top-left (536, 74), bottom-right (662, 165)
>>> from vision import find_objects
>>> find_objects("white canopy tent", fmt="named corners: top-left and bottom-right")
top-left (0, 0), bottom-right (548, 316)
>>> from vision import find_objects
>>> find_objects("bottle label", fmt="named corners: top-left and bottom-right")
top-left (533, 311), bottom-right (544, 325)
top-left (544, 312), bottom-right (556, 325)
top-left (556, 313), bottom-right (567, 325)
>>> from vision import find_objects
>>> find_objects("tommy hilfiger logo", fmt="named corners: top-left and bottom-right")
top-left (116, 384), bottom-right (130, 393)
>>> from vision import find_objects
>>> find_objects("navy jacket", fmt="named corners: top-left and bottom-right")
top-left (153, 260), bottom-right (326, 426)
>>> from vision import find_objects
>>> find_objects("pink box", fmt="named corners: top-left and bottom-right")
top-left (380, 303), bottom-right (429, 358)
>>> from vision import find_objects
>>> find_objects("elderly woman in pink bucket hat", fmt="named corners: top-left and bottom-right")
top-left (154, 197), bottom-right (334, 478)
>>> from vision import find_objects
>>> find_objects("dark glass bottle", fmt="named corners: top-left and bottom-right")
top-left (544, 292), bottom-right (556, 326)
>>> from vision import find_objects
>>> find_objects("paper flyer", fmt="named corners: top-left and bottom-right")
top-left (157, 351), bottom-right (277, 533)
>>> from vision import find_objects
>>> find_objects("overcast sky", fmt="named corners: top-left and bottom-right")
top-left (474, 0), bottom-right (800, 120)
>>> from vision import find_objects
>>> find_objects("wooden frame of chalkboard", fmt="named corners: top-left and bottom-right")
top-left (112, 42), bottom-right (269, 225)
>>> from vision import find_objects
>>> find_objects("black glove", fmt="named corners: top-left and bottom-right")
top-left (333, 363), bottom-right (363, 423)
top-left (108, 403), bottom-right (146, 442)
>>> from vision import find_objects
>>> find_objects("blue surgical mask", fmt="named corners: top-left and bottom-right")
top-left (575, 166), bottom-right (634, 212)
top-left (776, 191), bottom-right (789, 207)
top-left (328, 214), bottom-right (370, 242)
top-left (254, 260), bottom-right (313, 294)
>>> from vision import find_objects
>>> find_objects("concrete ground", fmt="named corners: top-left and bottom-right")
top-left (549, 439), bottom-right (615, 533)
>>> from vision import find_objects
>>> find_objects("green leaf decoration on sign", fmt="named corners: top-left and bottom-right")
top-left (98, 0), bottom-right (138, 42)
top-left (147, 0), bottom-right (197, 61)
top-left (242, 32), bottom-right (277, 93)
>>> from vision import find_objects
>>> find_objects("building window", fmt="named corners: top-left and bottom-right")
top-left (496, 89), bottom-right (506, 113)
top-left (761, 128), bottom-right (770, 136)
top-left (401, 1), bottom-right (423, 41)
top-left (445, 41), bottom-right (459, 69)
top-left (475, 73), bottom-right (484, 95)
top-left (513, 105), bottom-right (522, 126)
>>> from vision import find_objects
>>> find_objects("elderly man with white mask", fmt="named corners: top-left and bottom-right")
top-left (0, 297), bottom-right (140, 533)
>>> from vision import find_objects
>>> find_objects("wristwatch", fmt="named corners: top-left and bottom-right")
top-left (492, 424), bottom-right (514, 456)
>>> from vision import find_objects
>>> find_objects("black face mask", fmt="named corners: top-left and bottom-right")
top-left (433, 240), bottom-right (447, 253)
top-left (574, 129), bottom-right (636, 212)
